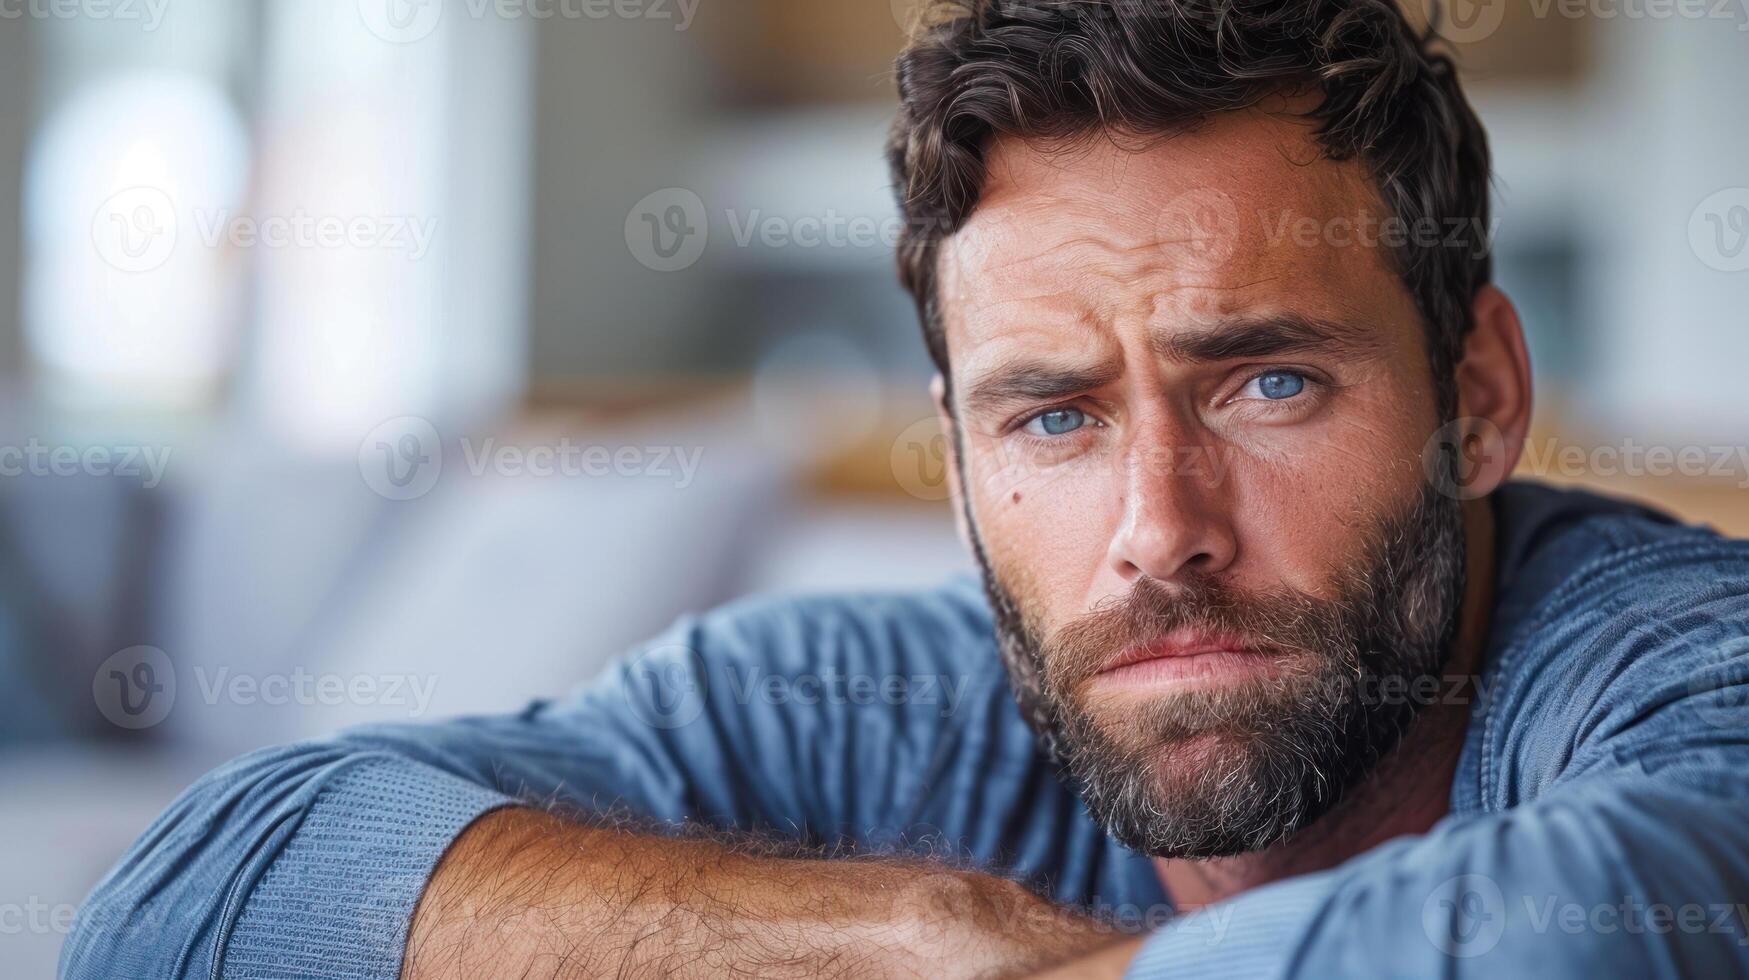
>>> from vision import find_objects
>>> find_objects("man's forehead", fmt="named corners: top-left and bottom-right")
top-left (936, 113), bottom-right (1400, 351)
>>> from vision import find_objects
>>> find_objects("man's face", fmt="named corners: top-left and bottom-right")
top-left (936, 113), bottom-right (1469, 858)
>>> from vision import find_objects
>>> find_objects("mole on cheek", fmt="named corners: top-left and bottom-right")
top-left (1012, 492), bottom-right (1022, 504)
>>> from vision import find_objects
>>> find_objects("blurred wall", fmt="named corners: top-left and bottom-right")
top-left (526, 7), bottom-right (719, 378)
top-left (1588, 17), bottom-right (1749, 445)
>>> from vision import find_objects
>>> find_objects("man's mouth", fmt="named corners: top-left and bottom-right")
top-left (1089, 629), bottom-right (1286, 692)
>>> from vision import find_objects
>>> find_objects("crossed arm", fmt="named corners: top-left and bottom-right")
top-left (401, 807), bottom-right (1121, 979)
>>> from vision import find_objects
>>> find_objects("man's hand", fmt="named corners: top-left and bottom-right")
top-left (402, 808), bottom-right (1119, 979)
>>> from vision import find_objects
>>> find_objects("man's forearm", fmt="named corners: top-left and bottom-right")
top-left (403, 807), bottom-right (1117, 979)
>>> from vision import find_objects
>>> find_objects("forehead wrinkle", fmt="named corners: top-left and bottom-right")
top-left (974, 233), bottom-right (1160, 291)
top-left (985, 240), bottom-right (1198, 303)
top-left (952, 262), bottom-right (1132, 337)
top-left (945, 287), bottom-right (1114, 380)
top-left (948, 189), bottom-right (1172, 286)
top-left (955, 305), bottom-right (1103, 353)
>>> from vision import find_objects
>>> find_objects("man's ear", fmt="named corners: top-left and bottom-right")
top-left (930, 374), bottom-right (974, 553)
top-left (1450, 284), bottom-right (1534, 496)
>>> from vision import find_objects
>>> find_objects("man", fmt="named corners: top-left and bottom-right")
top-left (61, 1), bottom-right (1749, 978)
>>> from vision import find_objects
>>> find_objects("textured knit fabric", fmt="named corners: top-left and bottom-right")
top-left (59, 482), bottom-right (1749, 978)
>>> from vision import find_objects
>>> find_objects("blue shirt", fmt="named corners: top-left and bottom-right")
top-left (60, 482), bottom-right (1749, 978)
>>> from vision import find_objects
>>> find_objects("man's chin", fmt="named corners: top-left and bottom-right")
top-left (1064, 709), bottom-right (1349, 858)
top-left (1096, 728), bottom-right (1263, 790)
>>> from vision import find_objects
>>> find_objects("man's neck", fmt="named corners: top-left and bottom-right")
top-left (1155, 497), bottom-right (1497, 910)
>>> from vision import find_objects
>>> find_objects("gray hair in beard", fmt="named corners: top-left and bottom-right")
top-left (966, 480), bottom-right (1468, 858)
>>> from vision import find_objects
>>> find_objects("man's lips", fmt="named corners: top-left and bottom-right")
top-left (1090, 631), bottom-right (1282, 688)
top-left (1097, 630), bottom-right (1264, 673)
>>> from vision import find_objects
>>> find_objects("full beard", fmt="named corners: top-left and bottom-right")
top-left (968, 480), bottom-right (1468, 859)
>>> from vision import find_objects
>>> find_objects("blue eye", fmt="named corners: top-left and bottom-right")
top-left (1252, 371), bottom-right (1307, 400)
top-left (1025, 408), bottom-right (1088, 436)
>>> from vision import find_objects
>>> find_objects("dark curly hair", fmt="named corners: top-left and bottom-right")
top-left (886, 0), bottom-right (1492, 409)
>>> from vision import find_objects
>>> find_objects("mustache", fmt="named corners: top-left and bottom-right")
top-left (1041, 573), bottom-right (1358, 695)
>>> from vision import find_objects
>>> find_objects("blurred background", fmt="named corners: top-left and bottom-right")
top-left (0, 0), bottom-right (1745, 972)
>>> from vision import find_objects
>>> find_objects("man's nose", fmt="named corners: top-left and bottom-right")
top-left (1105, 438), bottom-right (1238, 583)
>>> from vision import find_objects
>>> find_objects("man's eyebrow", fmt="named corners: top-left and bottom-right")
top-left (1153, 314), bottom-right (1380, 363)
top-left (959, 361), bottom-right (1122, 417)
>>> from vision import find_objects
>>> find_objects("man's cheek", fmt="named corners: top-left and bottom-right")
top-left (968, 438), bottom-right (1078, 502)
top-left (1229, 438), bottom-right (1413, 590)
top-left (971, 454), bottom-right (1122, 614)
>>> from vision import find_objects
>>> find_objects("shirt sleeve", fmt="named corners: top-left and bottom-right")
top-left (59, 586), bottom-right (990, 980)
top-left (1127, 538), bottom-right (1749, 979)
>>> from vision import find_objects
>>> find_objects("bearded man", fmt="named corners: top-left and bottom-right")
top-left (63, 2), bottom-right (1749, 978)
